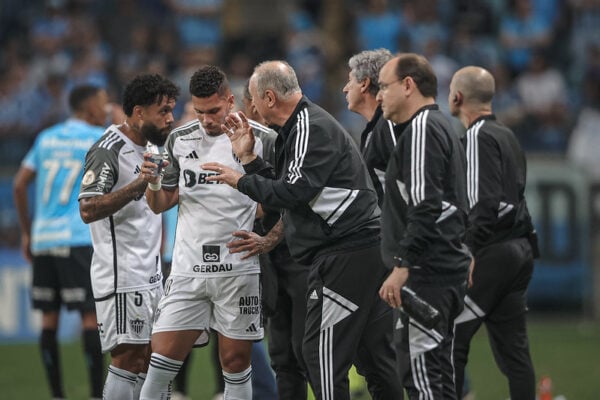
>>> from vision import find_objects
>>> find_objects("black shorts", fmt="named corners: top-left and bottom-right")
top-left (31, 246), bottom-right (95, 313)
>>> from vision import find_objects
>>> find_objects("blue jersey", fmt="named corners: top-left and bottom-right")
top-left (22, 118), bottom-right (104, 252)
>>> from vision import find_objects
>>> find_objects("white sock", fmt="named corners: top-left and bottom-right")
top-left (132, 372), bottom-right (147, 400)
top-left (223, 366), bottom-right (252, 400)
top-left (104, 365), bottom-right (137, 400)
top-left (139, 353), bottom-right (182, 400)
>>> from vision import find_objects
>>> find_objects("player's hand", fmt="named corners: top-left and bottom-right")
top-left (141, 153), bottom-right (169, 184)
top-left (227, 230), bottom-right (272, 260)
top-left (222, 111), bottom-right (257, 164)
top-left (20, 232), bottom-right (32, 263)
top-left (379, 266), bottom-right (409, 308)
top-left (468, 257), bottom-right (475, 288)
top-left (202, 162), bottom-right (242, 188)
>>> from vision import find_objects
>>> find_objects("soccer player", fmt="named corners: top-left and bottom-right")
top-left (139, 65), bottom-right (269, 400)
top-left (13, 85), bottom-right (108, 400)
top-left (376, 53), bottom-right (471, 399)
top-left (78, 74), bottom-right (179, 399)
top-left (449, 66), bottom-right (538, 400)
top-left (204, 60), bottom-right (401, 400)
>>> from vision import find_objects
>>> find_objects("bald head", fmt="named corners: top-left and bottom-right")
top-left (451, 66), bottom-right (495, 105)
top-left (251, 60), bottom-right (302, 101)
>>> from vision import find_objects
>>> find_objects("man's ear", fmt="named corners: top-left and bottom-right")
top-left (265, 90), bottom-right (276, 108)
top-left (454, 92), bottom-right (462, 105)
top-left (360, 78), bottom-right (371, 94)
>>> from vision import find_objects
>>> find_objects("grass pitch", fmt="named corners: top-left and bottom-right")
top-left (2, 317), bottom-right (599, 399)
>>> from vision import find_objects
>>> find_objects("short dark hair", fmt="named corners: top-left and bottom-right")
top-left (189, 65), bottom-right (229, 98)
top-left (395, 53), bottom-right (438, 98)
top-left (68, 85), bottom-right (102, 113)
top-left (122, 74), bottom-right (179, 116)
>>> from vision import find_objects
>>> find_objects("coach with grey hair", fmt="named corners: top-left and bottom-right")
top-left (343, 48), bottom-right (397, 206)
top-left (204, 60), bottom-right (401, 400)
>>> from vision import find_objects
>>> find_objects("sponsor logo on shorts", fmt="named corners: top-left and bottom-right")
top-left (192, 263), bottom-right (233, 273)
top-left (245, 323), bottom-right (258, 333)
top-left (309, 290), bottom-right (319, 300)
top-left (202, 245), bottom-right (220, 262)
top-left (97, 322), bottom-right (104, 336)
top-left (149, 272), bottom-right (162, 284)
top-left (130, 318), bottom-right (145, 336)
top-left (239, 296), bottom-right (260, 315)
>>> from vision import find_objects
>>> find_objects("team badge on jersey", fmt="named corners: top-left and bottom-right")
top-left (82, 170), bottom-right (95, 186)
top-left (202, 245), bottom-right (220, 262)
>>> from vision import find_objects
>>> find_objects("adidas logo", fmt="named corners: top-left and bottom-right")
top-left (395, 318), bottom-right (404, 330)
top-left (185, 150), bottom-right (199, 159)
top-left (245, 323), bottom-right (258, 333)
top-left (134, 165), bottom-right (141, 174)
top-left (309, 290), bottom-right (318, 300)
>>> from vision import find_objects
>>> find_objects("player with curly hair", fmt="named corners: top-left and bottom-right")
top-left (78, 73), bottom-right (179, 400)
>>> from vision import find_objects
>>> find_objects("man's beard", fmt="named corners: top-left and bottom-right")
top-left (142, 122), bottom-right (170, 146)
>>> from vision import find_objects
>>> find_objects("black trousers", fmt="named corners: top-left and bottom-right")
top-left (396, 280), bottom-right (465, 400)
top-left (453, 237), bottom-right (535, 400)
top-left (266, 248), bottom-right (310, 400)
top-left (302, 240), bottom-right (402, 400)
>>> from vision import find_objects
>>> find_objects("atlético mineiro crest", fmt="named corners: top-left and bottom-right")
top-left (130, 318), bottom-right (145, 335)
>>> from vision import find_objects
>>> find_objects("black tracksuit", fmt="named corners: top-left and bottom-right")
top-left (360, 106), bottom-right (404, 208)
top-left (239, 96), bottom-right (401, 399)
top-left (381, 104), bottom-right (471, 399)
top-left (454, 115), bottom-right (538, 400)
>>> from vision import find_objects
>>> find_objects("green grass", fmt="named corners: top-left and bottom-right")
top-left (2, 318), bottom-right (600, 399)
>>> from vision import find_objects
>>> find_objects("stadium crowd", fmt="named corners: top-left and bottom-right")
top-left (1, 0), bottom-right (599, 164)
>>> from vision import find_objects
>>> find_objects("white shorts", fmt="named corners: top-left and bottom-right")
top-left (95, 285), bottom-right (163, 352)
top-left (153, 274), bottom-right (264, 342)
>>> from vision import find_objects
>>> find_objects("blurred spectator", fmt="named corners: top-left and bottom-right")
top-left (491, 62), bottom-right (526, 129)
top-left (353, 0), bottom-right (404, 52)
top-left (567, 63), bottom-right (600, 179)
top-left (164, 0), bottom-right (223, 50)
top-left (515, 48), bottom-right (569, 152)
top-left (500, 0), bottom-right (552, 75)
top-left (423, 38), bottom-right (459, 116)
top-left (568, 0), bottom-right (600, 86)
top-left (285, 8), bottom-right (326, 102)
top-left (404, 0), bottom-right (448, 54)
top-left (450, 0), bottom-right (501, 69)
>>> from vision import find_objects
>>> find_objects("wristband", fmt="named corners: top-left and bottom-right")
top-left (148, 181), bottom-right (161, 191)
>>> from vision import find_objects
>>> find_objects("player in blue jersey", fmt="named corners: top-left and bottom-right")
top-left (13, 85), bottom-right (109, 400)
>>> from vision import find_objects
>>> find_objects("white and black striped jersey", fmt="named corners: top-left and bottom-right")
top-left (238, 96), bottom-right (381, 265)
top-left (463, 115), bottom-right (535, 253)
top-left (79, 125), bottom-right (162, 299)
top-left (161, 119), bottom-right (265, 278)
top-left (360, 105), bottom-right (405, 208)
top-left (380, 105), bottom-right (471, 284)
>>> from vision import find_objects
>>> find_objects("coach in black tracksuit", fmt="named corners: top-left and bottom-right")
top-left (377, 54), bottom-right (471, 400)
top-left (343, 47), bottom-right (407, 396)
top-left (204, 60), bottom-right (401, 400)
top-left (449, 66), bottom-right (538, 400)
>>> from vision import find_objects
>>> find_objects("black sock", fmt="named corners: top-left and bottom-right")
top-left (82, 329), bottom-right (104, 398)
top-left (40, 329), bottom-right (64, 398)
